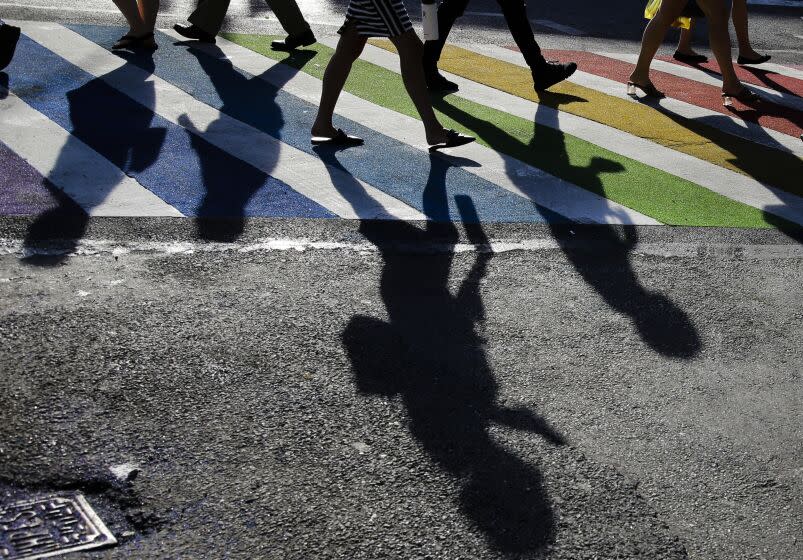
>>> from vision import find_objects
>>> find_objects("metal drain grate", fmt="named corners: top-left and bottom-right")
top-left (0, 493), bottom-right (116, 559)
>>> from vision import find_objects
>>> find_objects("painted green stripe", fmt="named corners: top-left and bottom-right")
top-left (223, 33), bottom-right (777, 228)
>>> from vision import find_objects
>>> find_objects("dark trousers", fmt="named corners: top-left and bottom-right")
top-left (423, 0), bottom-right (547, 73)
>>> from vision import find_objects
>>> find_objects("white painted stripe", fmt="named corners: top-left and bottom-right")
top-left (745, 61), bottom-right (803, 82)
top-left (307, 37), bottom-right (656, 225)
top-left (5, 237), bottom-right (803, 260)
top-left (359, 41), bottom-right (803, 226)
top-left (474, 43), bottom-right (803, 157)
top-left (13, 21), bottom-right (425, 221)
top-left (595, 50), bottom-right (803, 113)
top-left (532, 19), bottom-right (584, 37)
top-left (0, 90), bottom-right (184, 217)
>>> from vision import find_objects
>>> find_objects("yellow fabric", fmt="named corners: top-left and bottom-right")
top-left (644, 0), bottom-right (691, 30)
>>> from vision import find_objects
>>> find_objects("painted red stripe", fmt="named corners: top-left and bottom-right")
top-left (508, 47), bottom-right (803, 139)
top-left (656, 55), bottom-right (803, 99)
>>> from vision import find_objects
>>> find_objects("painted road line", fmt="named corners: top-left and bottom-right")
top-left (442, 41), bottom-right (803, 197)
top-left (320, 37), bottom-right (792, 226)
top-left (0, 140), bottom-right (83, 216)
top-left (167, 32), bottom-right (600, 223)
top-left (200, 33), bottom-right (654, 225)
top-left (7, 29), bottom-right (336, 221)
top-left (656, 55), bottom-right (803, 98)
top-left (477, 43), bottom-right (803, 156)
top-left (546, 49), bottom-right (803, 142)
top-left (595, 51), bottom-right (803, 113)
top-left (14, 22), bottom-right (423, 221)
top-left (0, 90), bottom-right (183, 217)
top-left (353, 41), bottom-right (803, 227)
top-left (70, 24), bottom-right (564, 224)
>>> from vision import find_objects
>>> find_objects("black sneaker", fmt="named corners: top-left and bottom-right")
top-left (173, 23), bottom-right (216, 44)
top-left (271, 29), bottom-right (316, 51)
top-left (532, 60), bottom-right (577, 92)
top-left (425, 71), bottom-right (459, 93)
top-left (0, 24), bottom-right (21, 71)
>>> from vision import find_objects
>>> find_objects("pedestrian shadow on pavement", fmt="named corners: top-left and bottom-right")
top-left (433, 93), bottom-right (702, 359)
top-left (0, 72), bottom-right (8, 99)
top-left (176, 42), bottom-right (316, 241)
top-left (23, 52), bottom-right (167, 266)
top-left (314, 145), bottom-right (566, 554)
top-left (629, 95), bottom-right (803, 233)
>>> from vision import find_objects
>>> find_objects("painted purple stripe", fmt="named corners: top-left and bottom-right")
top-left (0, 141), bottom-right (84, 216)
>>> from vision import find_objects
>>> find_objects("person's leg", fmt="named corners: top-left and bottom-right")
top-left (267, 0), bottom-right (311, 37)
top-left (674, 19), bottom-right (708, 61)
top-left (731, 0), bottom-right (768, 62)
top-left (391, 30), bottom-right (449, 144)
top-left (112, 0), bottom-right (148, 35)
top-left (187, 0), bottom-right (232, 36)
top-left (311, 23), bottom-right (366, 139)
top-left (138, 0), bottom-right (159, 32)
top-left (496, 0), bottom-right (546, 69)
top-left (422, 0), bottom-right (469, 75)
top-left (695, 0), bottom-right (743, 93)
top-left (629, 0), bottom-right (686, 87)
top-left (0, 20), bottom-right (21, 71)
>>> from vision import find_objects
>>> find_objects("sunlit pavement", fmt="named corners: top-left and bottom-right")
top-left (1, 9), bottom-right (802, 560)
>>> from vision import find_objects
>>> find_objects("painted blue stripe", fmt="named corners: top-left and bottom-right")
top-left (4, 34), bottom-right (335, 220)
top-left (68, 24), bottom-right (565, 224)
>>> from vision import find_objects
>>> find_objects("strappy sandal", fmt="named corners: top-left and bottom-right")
top-left (721, 87), bottom-right (761, 107)
top-left (112, 32), bottom-right (157, 51)
top-left (627, 80), bottom-right (665, 99)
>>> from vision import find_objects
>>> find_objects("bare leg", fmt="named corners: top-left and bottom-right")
top-left (389, 30), bottom-right (447, 145)
top-left (311, 24), bottom-right (366, 138)
top-left (675, 19), bottom-right (703, 55)
top-left (731, 0), bottom-right (762, 58)
top-left (629, 0), bottom-right (686, 86)
top-left (139, 0), bottom-right (160, 32)
top-left (112, 0), bottom-right (147, 35)
top-left (696, 0), bottom-right (743, 93)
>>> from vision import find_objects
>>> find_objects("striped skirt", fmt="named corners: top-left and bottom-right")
top-left (343, 0), bottom-right (413, 38)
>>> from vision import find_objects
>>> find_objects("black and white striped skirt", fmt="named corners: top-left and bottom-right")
top-left (342, 0), bottom-right (413, 38)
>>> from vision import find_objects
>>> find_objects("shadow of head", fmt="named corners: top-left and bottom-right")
top-left (633, 292), bottom-right (701, 358)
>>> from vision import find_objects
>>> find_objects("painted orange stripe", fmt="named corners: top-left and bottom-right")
top-left (657, 55), bottom-right (803, 99)
top-left (541, 49), bottom-right (803, 139)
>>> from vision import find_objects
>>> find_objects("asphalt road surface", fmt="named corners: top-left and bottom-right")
top-left (1, 219), bottom-right (802, 559)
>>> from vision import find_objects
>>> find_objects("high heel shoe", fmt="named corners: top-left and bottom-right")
top-left (627, 80), bottom-right (665, 99)
top-left (721, 87), bottom-right (761, 107)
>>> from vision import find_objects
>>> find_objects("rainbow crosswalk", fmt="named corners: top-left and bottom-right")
top-left (1, 21), bottom-right (802, 228)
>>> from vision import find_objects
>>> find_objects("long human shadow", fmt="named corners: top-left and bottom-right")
top-left (176, 42), bottom-right (315, 240)
top-left (634, 97), bottom-right (803, 242)
top-left (313, 146), bottom-right (566, 553)
top-left (433, 94), bottom-right (702, 358)
top-left (24, 52), bottom-right (167, 265)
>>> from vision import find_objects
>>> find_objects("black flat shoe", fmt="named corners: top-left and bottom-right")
top-left (271, 29), bottom-right (316, 52)
top-left (737, 53), bottom-right (771, 65)
top-left (429, 129), bottom-right (475, 152)
top-left (672, 51), bottom-right (708, 64)
top-left (173, 24), bottom-right (216, 44)
top-left (0, 23), bottom-right (21, 71)
top-left (627, 80), bottom-right (665, 99)
top-left (533, 60), bottom-right (577, 92)
top-left (311, 129), bottom-right (364, 147)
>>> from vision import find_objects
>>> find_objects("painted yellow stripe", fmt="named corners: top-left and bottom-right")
top-left (372, 41), bottom-right (803, 197)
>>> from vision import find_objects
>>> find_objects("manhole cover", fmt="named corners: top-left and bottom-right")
top-left (0, 493), bottom-right (116, 559)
